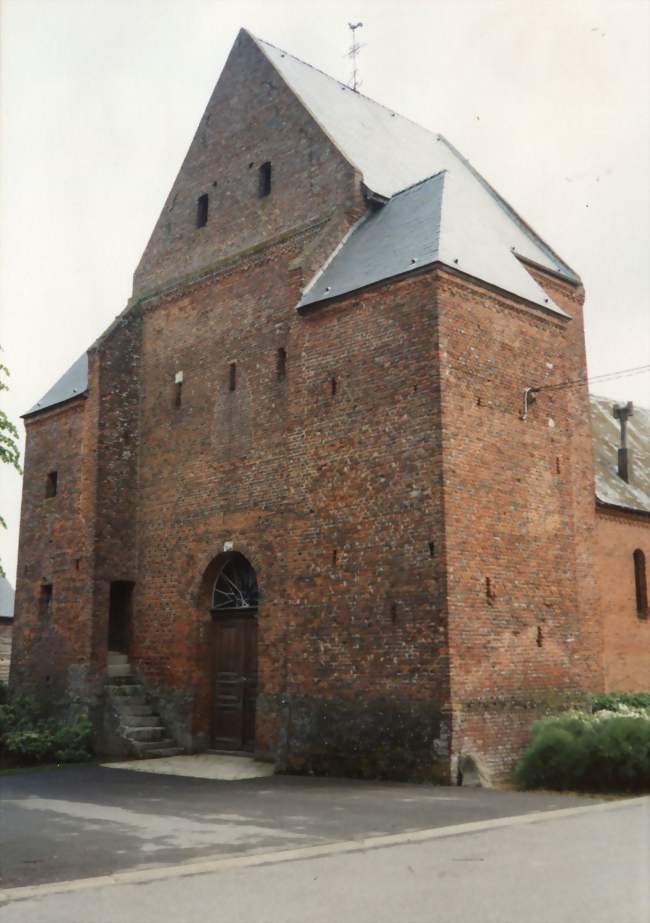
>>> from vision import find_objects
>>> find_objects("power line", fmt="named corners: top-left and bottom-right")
top-left (534, 363), bottom-right (650, 394)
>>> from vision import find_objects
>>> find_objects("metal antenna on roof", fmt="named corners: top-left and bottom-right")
top-left (347, 22), bottom-right (364, 92)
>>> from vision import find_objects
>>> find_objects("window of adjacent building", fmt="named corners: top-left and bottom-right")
top-left (45, 471), bottom-right (58, 498)
top-left (196, 193), bottom-right (209, 228)
top-left (633, 549), bottom-right (648, 618)
top-left (229, 361), bottom-right (237, 392)
top-left (39, 583), bottom-right (53, 619)
top-left (259, 162), bottom-right (272, 198)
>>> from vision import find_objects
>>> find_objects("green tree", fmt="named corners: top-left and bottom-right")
top-left (0, 351), bottom-right (21, 578)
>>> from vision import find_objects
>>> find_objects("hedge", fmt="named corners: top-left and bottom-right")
top-left (516, 708), bottom-right (650, 793)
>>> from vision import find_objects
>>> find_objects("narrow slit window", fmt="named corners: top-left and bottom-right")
top-left (259, 162), bottom-right (272, 197)
top-left (39, 583), bottom-right (53, 619)
top-left (277, 347), bottom-right (287, 381)
top-left (229, 362), bottom-right (237, 392)
top-left (331, 376), bottom-right (337, 397)
top-left (174, 371), bottom-right (183, 409)
top-left (633, 549), bottom-right (648, 618)
top-left (45, 471), bottom-right (58, 498)
top-left (196, 193), bottom-right (209, 228)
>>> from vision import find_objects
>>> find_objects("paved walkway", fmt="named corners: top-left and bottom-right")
top-left (101, 753), bottom-right (275, 780)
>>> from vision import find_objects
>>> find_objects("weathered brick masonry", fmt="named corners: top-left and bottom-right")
top-left (11, 29), bottom-right (648, 783)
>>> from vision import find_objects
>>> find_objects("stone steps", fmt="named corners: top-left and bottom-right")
top-left (105, 652), bottom-right (183, 760)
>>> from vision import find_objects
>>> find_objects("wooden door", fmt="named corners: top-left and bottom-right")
top-left (212, 616), bottom-right (257, 751)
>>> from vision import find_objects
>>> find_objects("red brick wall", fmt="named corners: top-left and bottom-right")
top-left (435, 267), bottom-right (602, 782)
top-left (595, 508), bottom-right (650, 691)
top-left (11, 395), bottom-right (98, 707)
top-left (133, 29), bottom-right (361, 299)
top-left (131, 244), bottom-right (450, 776)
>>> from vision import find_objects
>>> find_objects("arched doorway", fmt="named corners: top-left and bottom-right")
top-left (209, 553), bottom-right (258, 752)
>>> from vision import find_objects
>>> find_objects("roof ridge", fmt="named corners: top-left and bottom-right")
top-left (249, 32), bottom-right (442, 142)
top-left (391, 169), bottom-right (446, 197)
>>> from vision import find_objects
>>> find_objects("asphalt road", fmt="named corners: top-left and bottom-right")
top-left (0, 765), bottom-right (648, 922)
top-left (1, 764), bottom-right (597, 888)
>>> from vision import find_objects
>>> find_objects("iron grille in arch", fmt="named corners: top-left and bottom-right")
top-left (212, 553), bottom-right (259, 610)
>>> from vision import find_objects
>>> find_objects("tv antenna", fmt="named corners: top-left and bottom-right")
top-left (347, 22), bottom-right (364, 92)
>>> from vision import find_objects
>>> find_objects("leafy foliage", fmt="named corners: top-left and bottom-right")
top-left (590, 692), bottom-right (650, 713)
top-left (0, 352), bottom-right (22, 579)
top-left (0, 694), bottom-right (93, 766)
top-left (516, 709), bottom-right (650, 793)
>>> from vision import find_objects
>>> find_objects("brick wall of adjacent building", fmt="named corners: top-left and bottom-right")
top-left (595, 507), bottom-right (650, 691)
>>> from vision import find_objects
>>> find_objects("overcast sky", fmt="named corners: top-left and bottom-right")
top-left (1, 0), bottom-right (649, 587)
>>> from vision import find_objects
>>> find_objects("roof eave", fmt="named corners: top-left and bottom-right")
top-left (298, 259), bottom-right (572, 320)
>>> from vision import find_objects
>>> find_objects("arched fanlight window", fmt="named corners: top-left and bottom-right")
top-left (211, 553), bottom-right (258, 611)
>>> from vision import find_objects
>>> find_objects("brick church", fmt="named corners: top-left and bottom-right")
top-left (11, 30), bottom-right (649, 783)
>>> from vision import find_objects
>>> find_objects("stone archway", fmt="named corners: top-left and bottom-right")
top-left (206, 552), bottom-right (259, 752)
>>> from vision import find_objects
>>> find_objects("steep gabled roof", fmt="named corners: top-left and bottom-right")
top-left (590, 394), bottom-right (650, 514)
top-left (24, 353), bottom-right (88, 417)
top-left (253, 34), bottom-right (579, 292)
top-left (298, 171), bottom-right (570, 315)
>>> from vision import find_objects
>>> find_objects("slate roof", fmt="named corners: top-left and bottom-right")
top-left (254, 32), bottom-right (579, 314)
top-left (590, 394), bottom-right (650, 514)
top-left (0, 575), bottom-right (14, 619)
top-left (24, 352), bottom-right (88, 417)
top-left (297, 171), bottom-right (569, 316)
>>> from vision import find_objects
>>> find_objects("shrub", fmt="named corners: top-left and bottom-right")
top-left (516, 712), bottom-right (650, 793)
top-left (590, 692), bottom-right (650, 713)
top-left (0, 694), bottom-right (93, 766)
top-left (0, 680), bottom-right (8, 705)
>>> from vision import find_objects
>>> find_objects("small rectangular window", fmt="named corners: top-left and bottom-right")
top-left (45, 471), bottom-right (58, 498)
top-left (39, 583), bottom-right (53, 619)
top-left (259, 162), bottom-right (272, 198)
top-left (196, 193), bottom-right (209, 228)
top-left (277, 347), bottom-right (287, 381)
top-left (174, 371), bottom-right (183, 409)
top-left (229, 362), bottom-right (237, 392)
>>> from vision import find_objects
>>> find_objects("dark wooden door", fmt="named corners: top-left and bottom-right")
top-left (212, 616), bottom-right (257, 751)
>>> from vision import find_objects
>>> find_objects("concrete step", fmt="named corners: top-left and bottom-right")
top-left (106, 683), bottom-right (146, 697)
top-left (123, 726), bottom-right (165, 742)
top-left (106, 674), bottom-right (141, 687)
top-left (112, 701), bottom-right (151, 716)
top-left (107, 663), bottom-right (133, 678)
top-left (107, 651), bottom-right (129, 665)
top-left (135, 747), bottom-right (184, 759)
top-left (131, 739), bottom-right (180, 755)
top-left (120, 715), bottom-right (163, 729)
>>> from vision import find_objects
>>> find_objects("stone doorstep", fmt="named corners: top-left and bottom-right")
top-left (107, 651), bottom-right (129, 665)
top-left (105, 683), bottom-right (146, 696)
top-left (101, 753), bottom-right (275, 780)
top-left (113, 702), bottom-right (153, 716)
top-left (107, 664), bottom-right (132, 678)
top-left (119, 714), bottom-right (162, 728)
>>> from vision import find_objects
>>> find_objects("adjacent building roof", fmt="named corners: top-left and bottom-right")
top-left (590, 394), bottom-right (650, 514)
top-left (0, 575), bottom-right (14, 619)
top-left (25, 352), bottom-right (88, 417)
